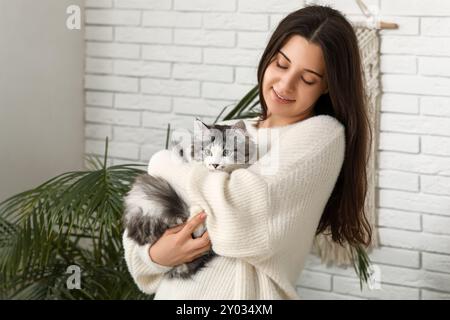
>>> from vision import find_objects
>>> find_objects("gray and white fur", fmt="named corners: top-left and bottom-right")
top-left (123, 118), bottom-right (257, 279)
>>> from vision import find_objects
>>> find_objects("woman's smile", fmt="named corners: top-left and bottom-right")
top-left (272, 87), bottom-right (295, 104)
top-left (271, 87), bottom-right (296, 104)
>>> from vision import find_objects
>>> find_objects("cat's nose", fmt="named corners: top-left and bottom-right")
top-left (212, 164), bottom-right (219, 169)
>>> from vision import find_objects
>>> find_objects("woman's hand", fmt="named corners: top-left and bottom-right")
top-left (148, 212), bottom-right (211, 267)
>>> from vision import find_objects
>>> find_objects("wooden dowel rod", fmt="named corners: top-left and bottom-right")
top-left (379, 21), bottom-right (399, 30)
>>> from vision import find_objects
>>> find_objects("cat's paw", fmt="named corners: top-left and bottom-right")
top-left (189, 205), bottom-right (205, 217)
top-left (192, 224), bottom-right (207, 238)
top-left (188, 205), bottom-right (207, 238)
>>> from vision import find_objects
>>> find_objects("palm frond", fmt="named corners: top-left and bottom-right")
top-left (350, 244), bottom-right (373, 291)
top-left (220, 84), bottom-right (260, 122)
top-left (0, 137), bottom-right (148, 299)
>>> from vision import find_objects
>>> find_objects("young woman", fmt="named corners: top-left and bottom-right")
top-left (122, 5), bottom-right (372, 299)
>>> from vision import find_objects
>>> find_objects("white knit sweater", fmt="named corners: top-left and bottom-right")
top-left (122, 114), bottom-right (346, 300)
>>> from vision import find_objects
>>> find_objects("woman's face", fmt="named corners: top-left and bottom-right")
top-left (262, 35), bottom-right (328, 125)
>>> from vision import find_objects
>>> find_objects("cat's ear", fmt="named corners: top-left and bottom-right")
top-left (194, 117), bottom-right (209, 136)
top-left (231, 119), bottom-right (246, 131)
top-left (169, 128), bottom-right (193, 160)
top-left (231, 120), bottom-right (247, 137)
top-left (169, 135), bottom-right (182, 158)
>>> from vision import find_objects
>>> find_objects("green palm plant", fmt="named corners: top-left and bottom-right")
top-left (0, 140), bottom-right (149, 299)
top-left (0, 84), bottom-right (373, 299)
top-left (213, 84), bottom-right (261, 123)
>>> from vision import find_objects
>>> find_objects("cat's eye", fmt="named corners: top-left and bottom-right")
top-left (203, 149), bottom-right (212, 157)
top-left (223, 149), bottom-right (232, 157)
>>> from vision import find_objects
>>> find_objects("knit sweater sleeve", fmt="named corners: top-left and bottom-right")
top-left (122, 229), bottom-right (173, 295)
top-left (147, 115), bottom-right (346, 266)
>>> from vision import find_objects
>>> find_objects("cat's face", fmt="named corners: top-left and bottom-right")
top-left (192, 119), bottom-right (256, 172)
top-left (199, 136), bottom-right (239, 171)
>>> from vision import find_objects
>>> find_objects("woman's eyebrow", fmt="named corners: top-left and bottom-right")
top-left (278, 50), bottom-right (324, 78)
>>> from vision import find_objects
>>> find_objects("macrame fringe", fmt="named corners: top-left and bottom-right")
top-left (311, 226), bottom-right (380, 267)
top-left (311, 234), bottom-right (353, 267)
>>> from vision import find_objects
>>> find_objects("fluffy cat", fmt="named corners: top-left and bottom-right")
top-left (122, 118), bottom-right (257, 279)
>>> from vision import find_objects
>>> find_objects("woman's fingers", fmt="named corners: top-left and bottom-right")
top-left (201, 230), bottom-right (209, 240)
top-left (190, 230), bottom-right (210, 250)
top-left (164, 223), bottom-right (186, 235)
top-left (180, 211), bottom-right (206, 239)
top-left (190, 241), bottom-right (212, 260)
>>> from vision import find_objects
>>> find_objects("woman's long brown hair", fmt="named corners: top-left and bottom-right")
top-left (256, 5), bottom-right (373, 247)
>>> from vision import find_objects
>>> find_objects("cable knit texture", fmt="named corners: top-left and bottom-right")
top-left (122, 114), bottom-right (346, 300)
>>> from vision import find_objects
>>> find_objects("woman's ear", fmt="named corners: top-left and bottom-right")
top-left (321, 77), bottom-right (329, 95)
top-left (322, 82), bottom-right (329, 95)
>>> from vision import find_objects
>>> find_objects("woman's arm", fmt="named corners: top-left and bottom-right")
top-left (122, 229), bottom-right (173, 295)
top-left (123, 212), bottom-right (211, 294)
top-left (147, 115), bottom-right (346, 266)
top-left (148, 152), bottom-right (271, 262)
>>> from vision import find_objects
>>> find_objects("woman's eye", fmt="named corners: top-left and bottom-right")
top-left (276, 62), bottom-right (315, 86)
top-left (302, 77), bottom-right (314, 86)
top-left (276, 62), bottom-right (287, 69)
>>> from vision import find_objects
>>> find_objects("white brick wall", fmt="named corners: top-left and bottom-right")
top-left (83, 0), bottom-right (450, 299)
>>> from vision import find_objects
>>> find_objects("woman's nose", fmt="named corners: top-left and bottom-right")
top-left (278, 74), bottom-right (296, 94)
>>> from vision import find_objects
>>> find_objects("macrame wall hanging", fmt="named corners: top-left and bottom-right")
top-left (311, 0), bottom-right (398, 266)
